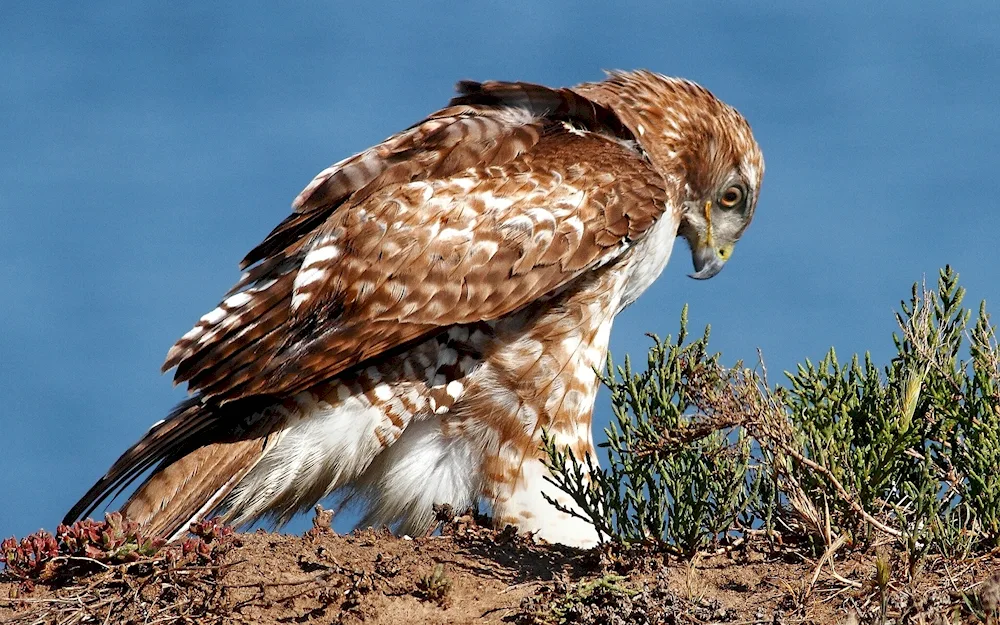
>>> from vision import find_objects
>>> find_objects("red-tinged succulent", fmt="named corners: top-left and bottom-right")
top-left (188, 517), bottom-right (234, 544)
top-left (180, 537), bottom-right (213, 559)
top-left (1, 530), bottom-right (59, 579)
top-left (175, 517), bottom-right (235, 563)
top-left (57, 512), bottom-right (165, 563)
top-left (2, 513), bottom-right (169, 581)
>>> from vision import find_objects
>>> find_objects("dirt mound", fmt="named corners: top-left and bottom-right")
top-left (2, 519), bottom-right (998, 624)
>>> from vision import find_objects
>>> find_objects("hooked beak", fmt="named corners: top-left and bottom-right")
top-left (689, 244), bottom-right (728, 280)
top-left (687, 200), bottom-right (732, 280)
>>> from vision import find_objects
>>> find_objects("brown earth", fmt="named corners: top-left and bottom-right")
top-left (2, 514), bottom-right (998, 624)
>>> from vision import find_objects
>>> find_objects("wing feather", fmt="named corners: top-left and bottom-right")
top-left (164, 82), bottom-right (671, 404)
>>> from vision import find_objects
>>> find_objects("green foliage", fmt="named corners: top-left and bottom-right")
top-left (952, 301), bottom-right (1000, 543)
top-left (543, 266), bottom-right (1000, 559)
top-left (522, 574), bottom-right (636, 625)
top-left (783, 267), bottom-right (1000, 553)
top-left (414, 563), bottom-right (452, 607)
top-left (543, 306), bottom-right (759, 555)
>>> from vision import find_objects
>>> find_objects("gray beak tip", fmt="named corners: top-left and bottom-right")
top-left (688, 267), bottom-right (723, 280)
top-left (689, 249), bottom-right (726, 280)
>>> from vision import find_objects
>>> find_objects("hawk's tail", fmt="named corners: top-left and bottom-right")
top-left (64, 396), bottom-right (284, 541)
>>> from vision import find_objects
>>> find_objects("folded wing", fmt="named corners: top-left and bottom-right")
top-left (162, 81), bottom-right (670, 404)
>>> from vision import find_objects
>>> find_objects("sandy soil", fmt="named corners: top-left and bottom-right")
top-left (2, 516), bottom-right (997, 624)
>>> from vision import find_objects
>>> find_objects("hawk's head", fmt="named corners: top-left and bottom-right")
top-left (575, 70), bottom-right (764, 279)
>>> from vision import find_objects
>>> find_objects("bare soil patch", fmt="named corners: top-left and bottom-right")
top-left (2, 516), bottom-right (997, 624)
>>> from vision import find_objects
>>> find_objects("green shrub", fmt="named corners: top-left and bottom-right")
top-left (543, 307), bottom-right (760, 555)
top-left (543, 266), bottom-right (1000, 559)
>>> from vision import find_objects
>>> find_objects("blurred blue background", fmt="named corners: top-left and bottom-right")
top-left (2, 1), bottom-right (998, 538)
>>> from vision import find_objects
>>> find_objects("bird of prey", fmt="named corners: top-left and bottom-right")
top-left (65, 70), bottom-right (763, 548)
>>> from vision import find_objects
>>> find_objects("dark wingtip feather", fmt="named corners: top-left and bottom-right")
top-left (240, 210), bottom-right (331, 270)
top-left (63, 399), bottom-right (211, 526)
top-left (454, 80), bottom-right (482, 95)
top-left (447, 80), bottom-right (634, 142)
top-left (449, 80), bottom-right (500, 107)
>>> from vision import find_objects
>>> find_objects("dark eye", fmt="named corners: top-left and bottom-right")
top-left (719, 184), bottom-right (745, 209)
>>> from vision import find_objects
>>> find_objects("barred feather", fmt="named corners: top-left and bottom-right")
top-left (66, 70), bottom-right (764, 548)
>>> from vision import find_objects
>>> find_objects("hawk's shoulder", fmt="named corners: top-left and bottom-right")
top-left (163, 81), bottom-right (674, 403)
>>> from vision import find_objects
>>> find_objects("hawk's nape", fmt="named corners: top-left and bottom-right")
top-left (65, 70), bottom-right (763, 547)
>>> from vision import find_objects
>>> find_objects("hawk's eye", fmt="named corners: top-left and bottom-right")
top-left (719, 185), bottom-right (745, 209)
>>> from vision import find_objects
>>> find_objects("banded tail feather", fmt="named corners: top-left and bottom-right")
top-left (63, 397), bottom-right (284, 541)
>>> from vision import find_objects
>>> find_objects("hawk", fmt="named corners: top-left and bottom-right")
top-left (65, 70), bottom-right (763, 548)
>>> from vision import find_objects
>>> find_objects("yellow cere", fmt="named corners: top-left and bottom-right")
top-left (703, 200), bottom-right (714, 246)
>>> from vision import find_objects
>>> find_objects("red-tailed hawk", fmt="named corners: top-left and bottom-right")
top-left (65, 70), bottom-right (763, 547)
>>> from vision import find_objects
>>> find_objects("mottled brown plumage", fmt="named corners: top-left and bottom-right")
top-left (66, 70), bottom-right (763, 546)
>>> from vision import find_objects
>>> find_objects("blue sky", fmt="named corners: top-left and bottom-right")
top-left (2, 2), bottom-right (998, 539)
